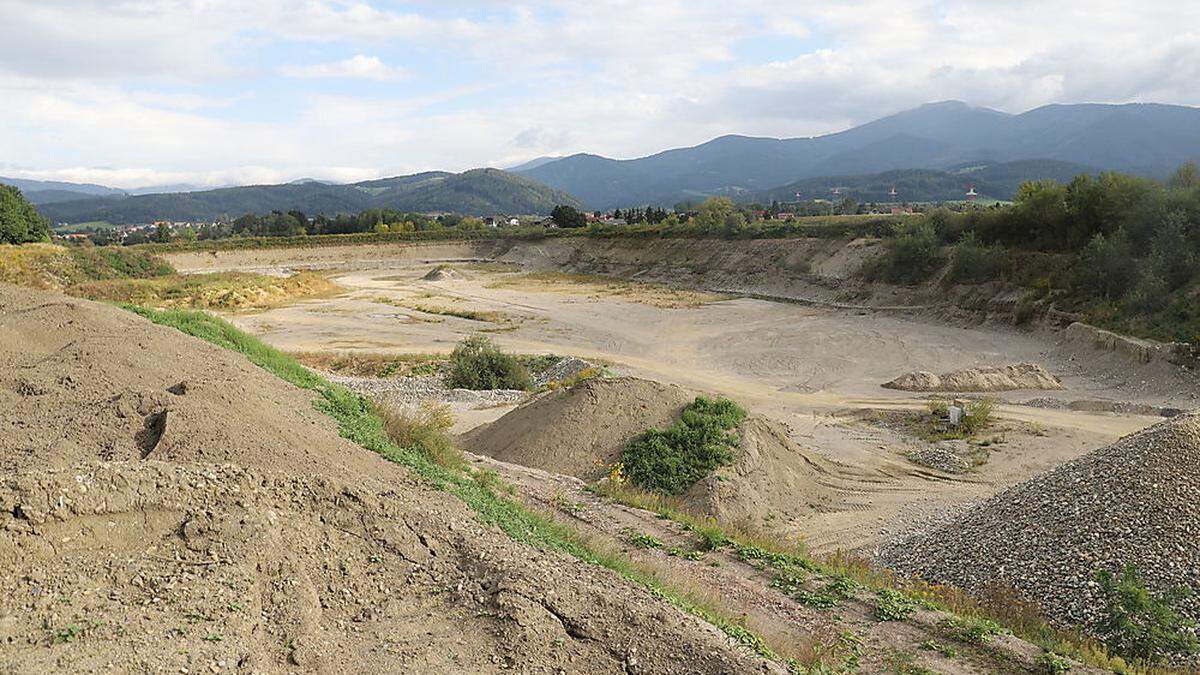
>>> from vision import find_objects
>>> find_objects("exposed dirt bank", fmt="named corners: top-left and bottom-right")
top-left (0, 283), bottom-right (782, 674)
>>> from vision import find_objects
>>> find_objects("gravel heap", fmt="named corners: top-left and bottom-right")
top-left (883, 413), bottom-right (1200, 632)
top-left (533, 356), bottom-right (596, 387)
top-left (325, 373), bottom-right (528, 408)
top-left (883, 363), bottom-right (1062, 392)
top-left (904, 443), bottom-right (974, 474)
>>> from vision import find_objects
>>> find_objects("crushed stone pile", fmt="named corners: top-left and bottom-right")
top-left (533, 356), bottom-right (597, 388)
top-left (462, 377), bottom-right (693, 480)
top-left (883, 363), bottom-right (1063, 392)
top-left (0, 284), bottom-right (780, 674)
top-left (883, 413), bottom-right (1200, 634)
top-left (421, 265), bottom-right (465, 281)
top-left (325, 373), bottom-right (528, 409)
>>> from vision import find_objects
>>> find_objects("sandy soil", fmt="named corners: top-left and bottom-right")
top-left (167, 243), bottom-right (1194, 554)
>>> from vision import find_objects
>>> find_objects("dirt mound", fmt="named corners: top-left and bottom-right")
top-left (0, 285), bottom-right (779, 673)
top-left (884, 413), bottom-right (1200, 635)
top-left (0, 283), bottom-right (380, 480)
top-left (462, 377), bottom-right (694, 480)
top-left (465, 378), bottom-right (835, 528)
top-left (680, 417), bottom-right (836, 526)
top-left (422, 265), bottom-right (464, 281)
top-left (533, 356), bottom-right (597, 388)
top-left (883, 363), bottom-right (1062, 392)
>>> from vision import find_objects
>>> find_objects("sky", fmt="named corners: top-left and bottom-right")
top-left (1, 1), bottom-right (1198, 189)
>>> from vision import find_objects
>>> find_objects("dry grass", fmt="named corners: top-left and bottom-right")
top-left (70, 271), bottom-right (338, 311)
top-left (0, 243), bottom-right (173, 290)
top-left (373, 400), bottom-right (464, 470)
top-left (292, 351), bottom-right (446, 378)
top-left (487, 271), bottom-right (728, 309)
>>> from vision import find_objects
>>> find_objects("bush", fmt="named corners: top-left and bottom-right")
top-left (947, 232), bottom-right (1009, 284)
top-left (864, 222), bottom-right (945, 284)
top-left (444, 335), bottom-right (531, 390)
top-left (1096, 565), bottom-right (1199, 664)
top-left (374, 400), bottom-right (464, 470)
top-left (621, 396), bottom-right (747, 495)
top-left (1074, 230), bottom-right (1137, 299)
top-left (960, 398), bottom-right (995, 435)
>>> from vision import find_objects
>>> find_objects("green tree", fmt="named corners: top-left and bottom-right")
top-left (693, 197), bottom-right (747, 236)
top-left (550, 204), bottom-right (587, 228)
top-left (0, 184), bottom-right (52, 244)
top-left (1097, 565), bottom-right (1199, 664)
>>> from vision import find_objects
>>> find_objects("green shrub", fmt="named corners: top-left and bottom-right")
top-left (621, 396), bottom-right (746, 495)
top-left (0, 185), bottom-right (51, 244)
top-left (960, 398), bottom-right (995, 435)
top-left (864, 222), bottom-right (945, 285)
top-left (444, 335), bottom-right (532, 390)
top-left (1074, 230), bottom-right (1137, 299)
top-left (873, 589), bottom-right (918, 621)
top-left (947, 232), bottom-right (1009, 284)
top-left (1096, 565), bottom-right (1199, 664)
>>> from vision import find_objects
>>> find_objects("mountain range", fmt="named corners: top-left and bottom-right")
top-left (517, 101), bottom-right (1200, 208)
top-left (32, 169), bottom-right (582, 224)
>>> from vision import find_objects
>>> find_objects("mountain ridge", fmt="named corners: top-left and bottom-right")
top-left (518, 101), bottom-right (1200, 208)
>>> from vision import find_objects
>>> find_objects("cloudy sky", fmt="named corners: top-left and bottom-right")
top-left (1, 1), bottom-right (1197, 188)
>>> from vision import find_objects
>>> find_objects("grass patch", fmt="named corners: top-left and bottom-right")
top-left (0, 243), bottom-right (172, 290)
top-left (70, 271), bottom-right (337, 311)
top-left (374, 400), bottom-right (464, 470)
top-left (444, 335), bottom-right (532, 391)
top-left (621, 396), bottom-right (746, 495)
top-left (410, 303), bottom-right (507, 323)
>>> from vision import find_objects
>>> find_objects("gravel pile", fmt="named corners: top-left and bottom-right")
top-left (326, 373), bottom-right (528, 408)
top-left (905, 443), bottom-right (973, 474)
top-left (1020, 397), bottom-right (1185, 418)
top-left (883, 363), bottom-right (1062, 392)
top-left (533, 356), bottom-right (596, 387)
top-left (883, 413), bottom-right (1200, 634)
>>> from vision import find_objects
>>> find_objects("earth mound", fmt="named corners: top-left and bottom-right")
top-left (422, 265), bottom-right (464, 281)
top-left (465, 378), bottom-right (836, 527)
top-left (883, 413), bottom-right (1200, 634)
top-left (681, 417), bottom-right (836, 526)
top-left (461, 377), bottom-right (693, 480)
top-left (0, 284), bottom-right (779, 674)
top-left (883, 363), bottom-right (1062, 392)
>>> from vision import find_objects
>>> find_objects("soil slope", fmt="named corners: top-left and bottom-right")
top-left (462, 377), bottom-right (695, 481)
top-left (0, 284), bottom-right (779, 674)
top-left (884, 413), bottom-right (1200, 634)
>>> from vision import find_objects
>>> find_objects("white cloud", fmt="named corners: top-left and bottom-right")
top-left (0, 1), bottom-right (1198, 187)
top-left (281, 55), bottom-right (408, 81)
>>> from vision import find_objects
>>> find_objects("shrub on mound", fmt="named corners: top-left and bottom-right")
top-left (621, 396), bottom-right (746, 495)
top-left (445, 335), bottom-right (531, 391)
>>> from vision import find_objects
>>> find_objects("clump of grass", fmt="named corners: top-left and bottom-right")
top-left (411, 304), bottom-right (506, 323)
top-left (620, 396), bottom-right (746, 495)
top-left (374, 400), bottom-right (464, 470)
top-left (293, 351), bottom-right (446, 378)
top-left (444, 335), bottom-right (531, 391)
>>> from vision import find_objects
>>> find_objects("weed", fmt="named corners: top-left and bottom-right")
top-left (919, 639), bottom-right (957, 658)
top-left (374, 400), bottom-right (463, 470)
top-left (444, 335), bottom-right (532, 391)
top-left (1038, 651), bottom-right (1073, 674)
top-left (625, 530), bottom-right (665, 550)
top-left (50, 623), bottom-right (84, 644)
top-left (940, 615), bottom-right (1008, 643)
top-left (1096, 565), bottom-right (1199, 665)
top-left (621, 396), bottom-right (746, 495)
top-left (795, 590), bottom-right (841, 610)
top-left (874, 589), bottom-right (919, 621)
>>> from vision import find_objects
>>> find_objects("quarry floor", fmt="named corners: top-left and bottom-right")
top-left (169, 246), bottom-right (1189, 554)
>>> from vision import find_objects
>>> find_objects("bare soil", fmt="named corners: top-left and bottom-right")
top-left (164, 239), bottom-right (1193, 554)
top-left (0, 283), bottom-right (785, 674)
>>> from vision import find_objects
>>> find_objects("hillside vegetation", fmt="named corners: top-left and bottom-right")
top-left (0, 243), bottom-right (172, 289)
top-left (36, 168), bottom-right (582, 224)
top-left (867, 164), bottom-right (1200, 344)
top-left (0, 185), bottom-right (52, 244)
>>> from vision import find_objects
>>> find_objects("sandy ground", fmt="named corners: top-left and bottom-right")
top-left (174, 252), bottom-right (1187, 554)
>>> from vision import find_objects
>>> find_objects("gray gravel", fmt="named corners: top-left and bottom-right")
top-left (883, 413), bottom-right (1200, 643)
top-left (325, 373), bottom-right (528, 408)
top-left (533, 356), bottom-right (596, 388)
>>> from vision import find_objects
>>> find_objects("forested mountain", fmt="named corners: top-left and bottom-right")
top-left (754, 160), bottom-right (1096, 204)
top-left (519, 101), bottom-right (1200, 208)
top-left (34, 169), bottom-right (581, 224)
top-left (0, 177), bottom-right (126, 204)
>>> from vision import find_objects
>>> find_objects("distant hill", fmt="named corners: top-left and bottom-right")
top-left (37, 169), bottom-right (582, 224)
top-left (0, 177), bottom-right (126, 204)
top-left (519, 101), bottom-right (1200, 208)
top-left (505, 156), bottom-right (564, 172)
top-left (755, 160), bottom-right (1097, 204)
